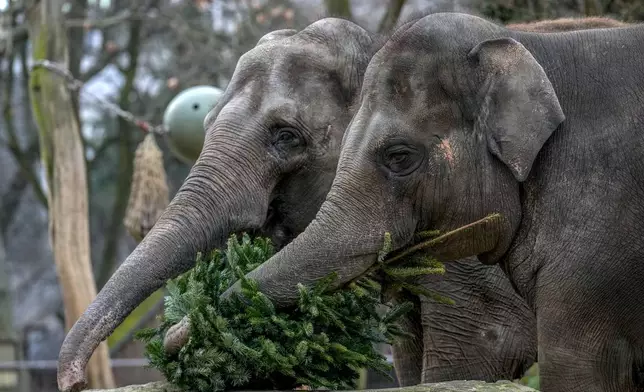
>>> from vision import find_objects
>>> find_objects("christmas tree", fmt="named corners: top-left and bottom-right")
top-left (136, 232), bottom-right (451, 392)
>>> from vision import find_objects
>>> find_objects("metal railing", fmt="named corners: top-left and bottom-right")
top-left (0, 358), bottom-right (151, 370)
top-left (0, 354), bottom-right (394, 370)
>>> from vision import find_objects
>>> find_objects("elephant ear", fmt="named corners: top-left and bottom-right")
top-left (256, 29), bottom-right (298, 46)
top-left (467, 37), bottom-right (565, 182)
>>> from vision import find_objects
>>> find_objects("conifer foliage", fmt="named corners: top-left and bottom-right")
top-left (135, 233), bottom-right (417, 392)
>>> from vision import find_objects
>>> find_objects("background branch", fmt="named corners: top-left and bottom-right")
top-left (324, 0), bottom-right (352, 18)
top-left (0, 169), bottom-right (30, 236)
top-left (65, 9), bottom-right (134, 28)
top-left (2, 49), bottom-right (48, 208)
top-left (81, 48), bottom-right (123, 82)
top-left (87, 135), bottom-right (121, 171)
top-left (378, 0), bottom-right (407, 33)
top-left (95, 4), bottom-right (146, 290)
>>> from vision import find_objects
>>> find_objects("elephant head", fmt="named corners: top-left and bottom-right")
top-left (221, 12), bottom-right (565, 307)
top-left (57, 18), bottom-right (379, 392)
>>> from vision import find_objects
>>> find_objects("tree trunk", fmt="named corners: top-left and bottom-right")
top-left (324, 0), bottom-right (352, 19)
top-left (25, 0), bottom-right (115, 389)
top-left (0, 235), bottom-right (14, 378)
top-left (85, 380), bottom-right (538, 392)
top-left (378, 0), bottom-right (407, 33)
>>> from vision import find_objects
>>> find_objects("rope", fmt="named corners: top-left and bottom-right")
top-left (0, 358), bottom-right (152, 370)
top-left (30, 60), bottom-right (168, 135)
top-left (0, 355), bottom-right (395, 370)
top-left (30, 60), bottom-right (172, 242)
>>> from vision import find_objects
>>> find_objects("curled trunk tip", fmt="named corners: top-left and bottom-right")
top-left (56, 161), bottom-right (271, 391)
top-left (163, 316), bottom-right (191, 355)
top-left (58, 358), bottom-right (87, 392)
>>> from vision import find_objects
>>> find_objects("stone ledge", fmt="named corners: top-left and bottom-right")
top-left (87, 380), bottom-right (538, 392)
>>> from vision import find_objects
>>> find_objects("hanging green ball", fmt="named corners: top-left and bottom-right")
top-left (163, 85), bottom-right (224, 164)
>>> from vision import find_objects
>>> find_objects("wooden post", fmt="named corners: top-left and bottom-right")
top-left (25, 0), bottom-right (115, 389)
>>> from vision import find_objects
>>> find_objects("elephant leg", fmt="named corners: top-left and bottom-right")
top-left (418, 259), bottom-right (537, 382)
top-left (538, 338), bottom-right (644, 392)
top-left (528, 247), bottom-right (644, 392)
top-left (536, 297), bottom-right (644, 391)
top-left (388, 293), bottom-right (423, 386)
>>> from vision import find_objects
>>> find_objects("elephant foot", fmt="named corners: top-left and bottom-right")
top-left (163, 316), bottom-right (191, 355)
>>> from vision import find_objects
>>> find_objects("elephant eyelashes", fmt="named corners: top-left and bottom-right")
top-left (381, 143), bottom-right (424, 176)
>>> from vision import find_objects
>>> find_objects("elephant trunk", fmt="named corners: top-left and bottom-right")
top-left (224, 181), bottom-right (391, 308)
top-left (57, 141), bottom-right (270, 392)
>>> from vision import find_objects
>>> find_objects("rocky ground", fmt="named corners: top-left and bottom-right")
top-left (87, 380), bottom-right (538, 392)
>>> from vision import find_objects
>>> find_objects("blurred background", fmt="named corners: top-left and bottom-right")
top-left (1, 0), bottom-right (642, 391)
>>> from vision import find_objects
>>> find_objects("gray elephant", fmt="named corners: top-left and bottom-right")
top-left (212, 13), bottom-right (644, 392)
top-left (57, 17), bottom-right (537, 392)
top-left (56, 15), bottom-right (630, 392)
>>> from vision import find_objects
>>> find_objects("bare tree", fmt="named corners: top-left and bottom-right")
top-left (25, 0), bottom-right (115, 389)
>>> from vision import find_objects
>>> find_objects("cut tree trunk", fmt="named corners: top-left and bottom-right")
top-left (86, 380), bottom-right (538, 392)
top-left (25, 0), bottom-right (115, 389)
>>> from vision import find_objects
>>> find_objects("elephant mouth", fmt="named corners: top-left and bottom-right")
top-left (244, 203), bottom-right (297, 251)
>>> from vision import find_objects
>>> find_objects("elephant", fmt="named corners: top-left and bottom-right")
top-left (212, 12), bottom-right (644, 392)
top-left (57, 18), bottom-right (535, 392)
top-left (56, 14), bottom-right (631, 392)
top-left (506, 16), bottom-right (627, 32)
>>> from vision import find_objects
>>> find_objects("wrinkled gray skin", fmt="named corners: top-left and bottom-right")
top-left (223, 13), bottom-right (644, 392)
top-left (57, 18), bottom-right (538, 392)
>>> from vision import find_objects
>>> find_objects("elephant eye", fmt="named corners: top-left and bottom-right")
top-left (274, 128), bottom-right (301, 148)
top-left (382, 143), bottom-right (423, 176)
top-left (388, 151), bottom-right (408, 165)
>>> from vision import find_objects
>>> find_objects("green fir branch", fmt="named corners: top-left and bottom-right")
top-left (136, 233), bottom-right (420, 392)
